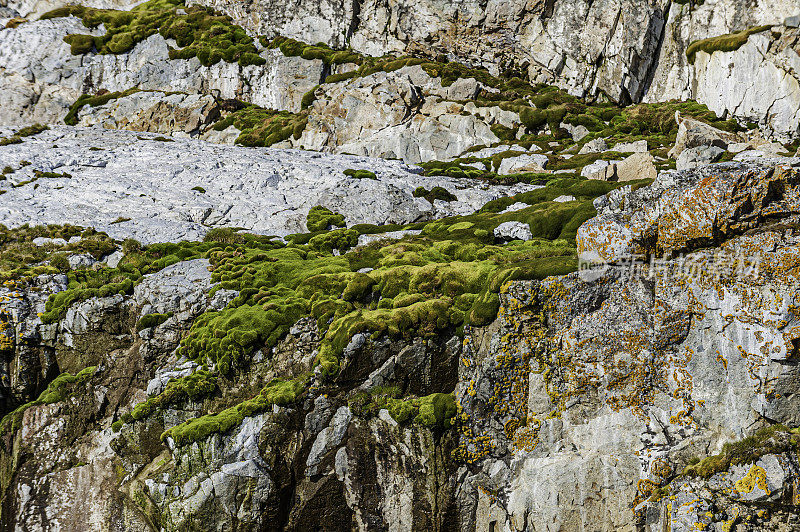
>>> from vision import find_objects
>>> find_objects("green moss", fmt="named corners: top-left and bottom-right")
top-left (125, 369), bottom-right (217, 424)
top-left (0, 224), bottom-right (117, 284)
top-left (45, 0), bottom-right (263, 67)
top-left (686, 26), bottom-right (772, 64)
top-left (211, 104), bottom-right (308, 147)
top-left (39, 240), bottom-right (217, 324)
top-left (64, 89), bottom-right (140, 125)
top-left (161, 376), bottom-right (306, 446)
top-left (306, 206), bottom-right (346, 232)
top-left (300, 85), bottom-right (319, 109)
top-left (0, 124), bottom-right (49, 146)
top-left (0, 366), bottom-right (97, 436)
top-left (413, 186), bottom-right (457, 203)
top-left (682, 425), bottom-right (800, 479)
top-left (343, 169), bottom-right (377, 180)
top-left (135, 312), bottom-right (173, 331)
top-left (349, 387), bottom-right (456, 428)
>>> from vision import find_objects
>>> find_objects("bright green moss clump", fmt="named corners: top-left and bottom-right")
top-left (211, 104), bottom-right (308, 147)
top-left (175, 178), bottom-right (636, 382)
top-left (43, 0), bottom-right (265, 67)
top-left (343, 169), bottom-right (377, 180)
top-left (686, 25), bottom-right (772, 64)
top-left (135, 312), bottom-right (173, 331)
top-left (113, 369), bottom-right (218, 431)
top-left (306, 206), bottom-right (346, 232)
top-left (349, 386), bottom-right (457, 428)
top-left (0, 366), bottom-right (96, 436)
top-left (161, 376), bottom-right (307, 446)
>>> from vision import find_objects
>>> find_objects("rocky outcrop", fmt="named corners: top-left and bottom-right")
top-left (0, 18), bottom-right (324, 124)
top-left (74, 91), bottom-right (221, 137)
top-left (0, 126), bottom-right (540, 243)
top-left (290, 66), bottom-right (504, 163)
top-left (194, 0), bottom-right (671, 104)
top-left (453, 159), bottom-right (800, 531)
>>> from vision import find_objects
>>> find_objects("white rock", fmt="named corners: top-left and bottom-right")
top-left (553, 195), bottom-right (577, 203)
top-left (579, 138), bottom-right (609, 154)
top-left (494, 221), bottom-right (533, 242)
top-left (610, 139), bottom-right (648, 153)
top-left (0, 126), bottom-right (542, 244)
top-left (497, 154), bottom-right (549, 175)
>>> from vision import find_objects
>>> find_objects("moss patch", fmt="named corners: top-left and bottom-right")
top-left (343, 169), bottom-right (377, 180)
top-left (0, 225), bottom-right (116, 284)
top-left (161, 376), bottom-right (307, 446)
top-left (306, 206), bottom-right (346, 232)
top-left (686, 26), bottom-right (773, 64)
top-left (0, 366), bottom-right (96, 436)
top-left (44, 0), bottom-right (265, 67)
top-left (0, 124), bottom-right (49, 146)
top-left (349, 386), bottom-right (457, 428)
top-left (211, 104), bottom-right (308, 147)
top-left (682, 425), bottom-right (800, 479)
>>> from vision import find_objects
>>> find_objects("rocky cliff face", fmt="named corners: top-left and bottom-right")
top-left (2, 0), bottom-right (800, 530)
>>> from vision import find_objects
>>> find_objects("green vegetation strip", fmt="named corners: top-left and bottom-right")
top-left (161, 376), bottom-right (306, 446)
top-left (682, 424), bottom-right (800, 479)
top-left (210, 105), bottom-right (308, 147)
top-left (42, 0), bottom-right (264, 67)
top-left (0, 225), bottom-right (116, 283)
top-left (0, 124), bottom-right (49, 146)
top-left (349, 386), bottom-right (457, 428)
top-left (686, 26), bottom-right (772, 64)
top-left (0, 367), bottom-right (96, 437)
top-left (1, 177), bottom-right (644, 447)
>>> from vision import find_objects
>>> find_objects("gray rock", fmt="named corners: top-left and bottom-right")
top-left (0, 19), bottom-right (324, 124)
top-left (305, 406), bottom-right (352, 476)
top-left (610, 139), bottom-right (648, 153)
top-left (553, 195), bottom-right (577, 203)
top-left (0, 126), bottom-right (541, 244)
top-left (675, 145), bottom-right (725, 170)
top-left (66, 253), bottom-right (96, 270)
top-left (493, 221), bottom-right (533, 242)
top-left (497, 154), bottom-right (549, 175)
top-left (581, 159), bottom-right (612, 177)
top-left (579, 138), bottom-right (609, 154)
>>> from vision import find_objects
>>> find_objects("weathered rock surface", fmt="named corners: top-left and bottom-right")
top-left (291, 66), bottom-right (505, 163)
top-left (585, 152), bottom-right (657, 182)
top-left (75, 91), bottom-right (221, 137)
top-left (196, 0), bottom-right (672, 104)
top-left (0, 125), bottom-right (540, 243)
top-left (0, 18), bottom-right (323, 124)
top-left (454, 162), bottom-right (800, 530)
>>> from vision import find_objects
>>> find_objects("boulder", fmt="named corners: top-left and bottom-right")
top-left (675, 145), bottom-right (725, 170)
top-left (579, 138), bottom-right (609, 154)
top-left (497, 154), bottom-right (550, 175)
top-left (586, 152), bottom-right (657, 182)
top-left (669, 112), bottom-right (741, 158)
top-left (610, 139), bottom-right (648, 153)
top-left (493, 221), bottom-right (533, 242)
top-left (581, 159), bottom-right (612, 177)
top-left (561, 122), bottom-right (590, 142)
